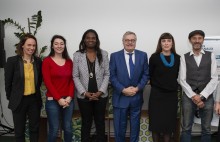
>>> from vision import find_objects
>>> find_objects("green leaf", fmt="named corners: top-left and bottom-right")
top-left (30, 10), bottom-right (42, 35)
top-left (3, 10), bottom-right (46, 53)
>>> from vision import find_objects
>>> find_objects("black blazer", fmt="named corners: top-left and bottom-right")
top-left (4, 55), bottom-right (42, 111)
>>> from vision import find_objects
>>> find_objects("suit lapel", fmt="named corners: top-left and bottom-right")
top-left (82, 53), bottom-right (89, 79)
top-left (119, 50), bottom-right (130, 79)
top-left (95, 56), bottom-right (99, 76)
top-left (133, 51), bottom-right (139, 80)
top-left (33, 57), bottom-right (38, 87)
top-left (18, 56), bottom-right (24, 84)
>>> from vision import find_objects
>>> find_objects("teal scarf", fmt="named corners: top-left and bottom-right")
top-left (160, 53), bottom-right (174, 67)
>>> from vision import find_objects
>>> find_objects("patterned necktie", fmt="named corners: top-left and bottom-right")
top-left (128, 53), bottom-right (135, 79)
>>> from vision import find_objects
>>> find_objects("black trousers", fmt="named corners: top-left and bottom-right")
top-left (77, 97), bottom-right (107, 142)
top-left (12, 95), bottom-right (41, 142)
top-left (217, 118), bottom-right (220, 142)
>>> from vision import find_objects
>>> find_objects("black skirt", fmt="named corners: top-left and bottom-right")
top-left (148, 87), bottom-right (178, 133)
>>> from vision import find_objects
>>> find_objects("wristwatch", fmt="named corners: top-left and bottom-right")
top-left (200, 95), bottom-right (206, 102)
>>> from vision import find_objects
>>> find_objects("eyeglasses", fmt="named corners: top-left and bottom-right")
top-left (124, 39), bottom-right (136, 43)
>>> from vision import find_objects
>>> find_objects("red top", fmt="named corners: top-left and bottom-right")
top-left (42, 57), bottom-right (74, 100)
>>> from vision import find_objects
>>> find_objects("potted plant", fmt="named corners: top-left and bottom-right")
top-left (1, 10), bottom-right (47, 59)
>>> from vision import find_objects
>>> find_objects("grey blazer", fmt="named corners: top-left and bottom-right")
top-left (73, 50), bottom-right (110, 99)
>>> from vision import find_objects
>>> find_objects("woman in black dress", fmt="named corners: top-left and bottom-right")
top-left (148, 33), bottom-right (180, 142)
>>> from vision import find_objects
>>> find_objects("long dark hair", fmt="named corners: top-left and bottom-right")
top-left (155, 32), bottom-right (176, 54)
top-left (48, 35), bottom-right (70, 59)
top-left (78, 29), bottom-right (102, 64)
top-left (16, 34), bottom-right (38, 56)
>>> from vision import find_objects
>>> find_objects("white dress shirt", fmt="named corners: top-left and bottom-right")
top-left (214, 82), bottom-right (220, 103)
top-left (124, 49), bottom-right (135, 78)
top-left (179, 49), bottom-right (218, 98)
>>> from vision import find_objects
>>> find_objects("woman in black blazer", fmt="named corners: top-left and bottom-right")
top-left (4, 34), bottom-right (42, 142)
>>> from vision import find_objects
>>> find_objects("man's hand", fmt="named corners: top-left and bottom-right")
top-left (192, 95), bottom-right (205, 108)
top-left (192, 95), bottom-right (202, 104)
top-left (197, 101), bottom-right (205, 108)
top-left (122, 86), bottom-right (138, 96)
top-left (214, 102), bottom-right (220, 115)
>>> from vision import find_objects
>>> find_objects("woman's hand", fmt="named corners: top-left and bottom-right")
top-left (58, 98), bottom-right (69, 108)
top-left (92, 91), bottom-right (103, 100)
top-left (65, 96), bottom-right (72, 104)
top-left (85, 91), bottom-right (102, 101)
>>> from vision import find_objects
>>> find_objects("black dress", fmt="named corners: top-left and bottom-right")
top-left (148, 53), bottom-right (180, 133)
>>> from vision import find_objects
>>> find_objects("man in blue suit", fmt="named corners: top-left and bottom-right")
top-left (110, 31), bottom-right (149, 142)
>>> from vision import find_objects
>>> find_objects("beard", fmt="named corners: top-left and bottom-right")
top-left (192, 43), bottom-right (202, 51)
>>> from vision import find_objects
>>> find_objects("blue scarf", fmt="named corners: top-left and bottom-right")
top-left (160, 53), bottom-right (174, 67)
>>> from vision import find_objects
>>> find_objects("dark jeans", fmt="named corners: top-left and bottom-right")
top-left (217, 118), bottom-right (220, 142)
top-left (46, 99), bottom-right (74, 142)
top-left (12, 94), bottom-right (41, 142)
top-left (181, 93), bottom-right (214, 142)
top-left (77, 97), bottom-right (108, 142)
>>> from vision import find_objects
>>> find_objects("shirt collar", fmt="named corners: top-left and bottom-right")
top-left (124, 49), bottom-right (135, 55)
top-left (189, 49), bottom-right (205, 56)
top-left (22, 56), bottom-right (34, 63)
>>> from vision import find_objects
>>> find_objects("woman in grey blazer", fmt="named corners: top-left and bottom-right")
top-left (73, 29), bottom-right (109, 142)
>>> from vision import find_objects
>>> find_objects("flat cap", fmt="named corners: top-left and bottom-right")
top-left (188, 30), bottom-right (205, 39)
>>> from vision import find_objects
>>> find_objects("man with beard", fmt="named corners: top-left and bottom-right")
top-left (179, 30), bottom-right (218, 142)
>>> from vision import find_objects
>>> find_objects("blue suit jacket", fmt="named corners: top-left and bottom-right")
top-left (110, 49), bottom-right (149, 108)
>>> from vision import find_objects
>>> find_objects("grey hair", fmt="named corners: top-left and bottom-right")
top-left (122, 31), bottom-right (137, 41)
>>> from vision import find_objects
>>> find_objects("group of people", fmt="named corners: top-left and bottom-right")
top-left (3, 29), bottom-right (220, 142)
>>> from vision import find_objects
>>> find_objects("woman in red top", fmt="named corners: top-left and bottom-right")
top-left (42, 35), bottom-right (74, 142)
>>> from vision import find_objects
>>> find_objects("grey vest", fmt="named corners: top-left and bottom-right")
top-left (185, 51), bottom-right (211, 92)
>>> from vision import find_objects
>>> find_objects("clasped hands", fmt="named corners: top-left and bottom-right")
top-left (191, 94), bottom-right (205, 108)
top-left (192, 95), bottom-right (220, 115)
top-left (85, 91), bottom-right (102, 101)
top-left (58, 96), bottom-right (72, 108)
top-left (122, 86), bottom-right (139, 96)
